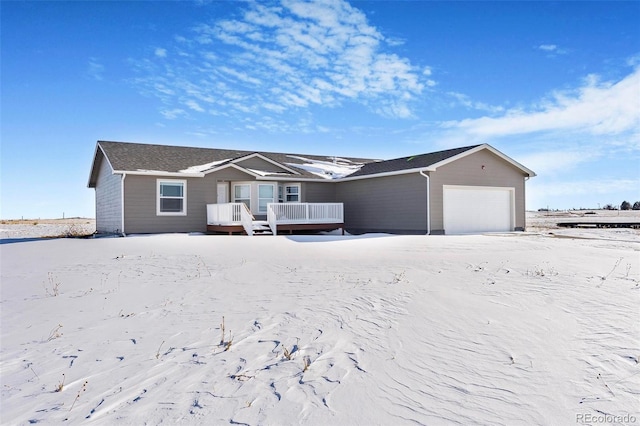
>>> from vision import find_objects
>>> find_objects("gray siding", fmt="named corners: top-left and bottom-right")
top-left (94, 156), bottom-right (122, 234)
top-left (211, 168), bottom-right (258, 185)
top-left (123, 174), bottom-right (217, 233)
top-left (336, 174), bottom-right (428, 234)
top-left (302, 182), bottom-right (336, 203)
top-left (429, 149), bottom-right (527, 233)
top-left (235, 156), bottom-right (290, 174)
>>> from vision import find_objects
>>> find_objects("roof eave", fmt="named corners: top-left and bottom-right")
top-left (337, 166), bottom-right (437, 182)
top-left (87, 142), bottom-right (116, 188)
top-left (112, 170), bottom-right (205, 178)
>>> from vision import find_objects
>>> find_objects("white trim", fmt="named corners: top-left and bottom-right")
top-left (419, 171), bottom-right (430, 235)
top-left (256, 176), bottom-right (334, 183)
top-left (217, 182), bottom-right (229, 204)
top-left (232, 182), bottom-right (252, 211)
top-left (257, 183), bottom-right (276, 213)
top-left (203, 163), bottom-right (261, 177)
top-left (338, 166), bottom-right (437, 182)
top-left (114, 170), bottom-right (204, 178)
top-left (121, 173), bottom-right (126, 236)
top-left (88, 143), bottom-right (118, 187)
top-left (157, 179), bottom-right (187, 216)
top-left (230, 153), bottom-right (301, 175)
top-left (283, 183), bottom-right (301, 203)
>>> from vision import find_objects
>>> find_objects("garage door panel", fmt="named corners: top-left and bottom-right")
top-left (444, 186), bottom-right (513, 234)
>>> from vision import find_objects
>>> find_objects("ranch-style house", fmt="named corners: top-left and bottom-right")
top-left (88, 141), bottom-right (535, 236)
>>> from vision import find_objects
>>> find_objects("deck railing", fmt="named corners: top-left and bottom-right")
top-left (208, 202), bottom-right (343, 236)
top-left (266, 203), bottom-right (343, 224)
top-left (207, 203), bottom-right (245, 224)
top-left (239, 203), bottom-right (254, 237)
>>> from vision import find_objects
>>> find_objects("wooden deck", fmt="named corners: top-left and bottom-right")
top-left (207, 222), bottom-right (344, 235)
top-left (207, 202), bottom-right (345, 236)
top-left (557, 221), bottom-right (640, 229)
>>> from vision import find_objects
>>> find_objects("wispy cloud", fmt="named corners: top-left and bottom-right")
top-left (132, 0), bottom-right (428, 125)
top-left (538, 44), bottom-right (557, 52)
top-left (87, 58), bottom-right (105, 81)
top-left (536, 43), bottom-right (567, 56)
top-left (438, 67), bottom-right (640, 148)
top-left (446, 92), bottom-right (505, 114)
top-left (160, 108), bottom-right (187, 119)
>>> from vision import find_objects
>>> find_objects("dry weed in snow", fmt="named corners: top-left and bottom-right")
top-left (1, 220), bottom-right (639, 424)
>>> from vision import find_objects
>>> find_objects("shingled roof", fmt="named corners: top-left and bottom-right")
top-left (347, 145), bottom-right (481, 178)
top-left (89, 141), bottom-right (534, 188)
top-left (89, 141), bottom-right (378, 186)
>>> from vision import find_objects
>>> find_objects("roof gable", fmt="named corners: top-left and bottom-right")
top-left (230, 153), bottom-right (301, 176)
top-left (343, 144), bottom-right (535, 179)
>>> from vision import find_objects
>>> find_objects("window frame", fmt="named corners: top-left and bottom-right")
top-left (258, 183), bottom-right (276, 213)
top-left (233, 183), bottom-right (251, 210)
top-left (284, 184), bottom-right (300, 203)
top-left (157, 179), bottom-right (187, 216)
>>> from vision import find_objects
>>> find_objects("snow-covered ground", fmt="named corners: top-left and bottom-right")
top-left (1, 213), bottom-right (639, 425)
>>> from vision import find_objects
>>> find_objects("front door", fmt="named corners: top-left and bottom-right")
top-left (217, 183), bottom-right (229, 204)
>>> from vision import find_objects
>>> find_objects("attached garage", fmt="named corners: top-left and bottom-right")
top-left (443, 185), bottom-right (515, 234)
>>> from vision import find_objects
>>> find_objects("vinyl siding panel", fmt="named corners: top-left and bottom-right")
top-left (429, 149), bottom-right (526, 233)
top-left (210, 168), bottom-right (257, 182)
top-left (302, 182), bottom-right (336, 203)
top-left (124, 174), bottom-right (217, 233)
top-left (336, 174), bottom-right (428, 234)
top-left (94, 156), bottom-right (122, 234)
top-left (234, 157), bottom-right (291, 174)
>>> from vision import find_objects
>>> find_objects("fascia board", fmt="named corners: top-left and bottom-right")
top-left (112, 170), bottom-right (205, 178)
top-left (337, 167), bottom-right (436, 182)
top-left (203, 163), bottom-right (261, 178)
top-left (87, 143), bottom-right (117, 188)
top-left (255, 176), bottom-right (335, 182)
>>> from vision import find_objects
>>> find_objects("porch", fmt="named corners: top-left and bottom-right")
top-left (206, 203), bottom-right (344, 236)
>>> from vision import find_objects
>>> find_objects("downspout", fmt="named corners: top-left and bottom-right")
top-left (121, 173), bottom-right (127, 237)
top-left (419, 170), bottom-right (431, 235)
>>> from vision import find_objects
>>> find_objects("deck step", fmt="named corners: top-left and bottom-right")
top-left (251, 220), bottom-right (273, 236)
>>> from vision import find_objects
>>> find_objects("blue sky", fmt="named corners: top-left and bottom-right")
top-left (2, 0), bottom-right (639, 219)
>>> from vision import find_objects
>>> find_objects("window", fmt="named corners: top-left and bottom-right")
top-left (258, 184), bottom-right (275, 213)
top-left (233, 184), bottom-right (251, 210)
top-left (157, 180), bottom-right (186, 215)
top-left (285, 184), bottom-right (300, 202)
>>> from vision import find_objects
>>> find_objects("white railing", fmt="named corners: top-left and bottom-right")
top-left (208, 203), bottom-right (343, 236)
top-left (267, 206), bottom-right (278, 236)
top-left (266, 203), bottom-right (343, 224)
top-left (207, 203), bottom-right (244, 224)
top-left (240, 203), bottom-right (254, 237)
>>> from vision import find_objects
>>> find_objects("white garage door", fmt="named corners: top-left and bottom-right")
top-left (443, 186), bottom-right (514, 234)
